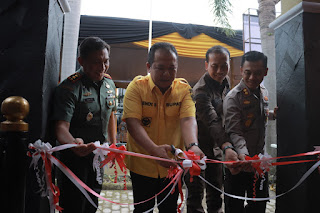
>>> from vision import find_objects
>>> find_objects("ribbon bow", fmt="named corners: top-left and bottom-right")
top-left (29, 140), bottom-right (53, 169)
top-left (100, 144), bottom-right (127, 189)
top-left (183, 150), bottom-right (202, 182)
top-left (92, 142), bottom-right (110, 184)
top-left (28, 140), bottom-right (63, 212)
top-left (245, 154), bottom-right (272, 199)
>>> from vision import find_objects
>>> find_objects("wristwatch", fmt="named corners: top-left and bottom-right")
top-left (223, 145), bottom-right (236, 154)
top-left (187, 142), bottom-right (199, 150)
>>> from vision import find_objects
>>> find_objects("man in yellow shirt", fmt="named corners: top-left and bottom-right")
top-left (122, 42), bottom-right (204, 212)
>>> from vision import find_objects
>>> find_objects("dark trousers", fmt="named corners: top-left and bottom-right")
top-left (224, 170), bottom-right (269, 213)
top-left (185, 163), bottom-right (223, 213)
top-left (57, 150), bottom-right (102, 213)
top-left (130, 171), bottom-right (179, 213)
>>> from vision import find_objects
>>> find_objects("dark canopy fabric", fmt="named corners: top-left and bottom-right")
top-left (79, 15), bottom-right (243, 50)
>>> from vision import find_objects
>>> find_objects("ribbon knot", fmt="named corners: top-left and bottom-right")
top-left (28, 140), bottom-right (53, 169)
top-left (183, 150), bottom-right (202, 182)
top-left (100, 144), bottom-right (126, 171)
top-left (28, 140), bottom-right (63, 212)
top-left (92, 142), bottom-right (110, 184)
top-left (100, 144), bottom-right (127, 189)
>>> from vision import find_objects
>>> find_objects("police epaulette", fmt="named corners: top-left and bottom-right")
top-left (104, 73), bottom-right (112, 79)
top-left (242, 88), bottom-right (250, 96)
top-left (68, 72), bottom-right (82, 82)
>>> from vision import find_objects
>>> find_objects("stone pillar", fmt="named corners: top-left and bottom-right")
top-left (0, 0), bottom-right (66, 212)
top-left (270, 2), bottom-right (320, 212)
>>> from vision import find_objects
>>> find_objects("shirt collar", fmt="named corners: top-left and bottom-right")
top-left (204, 72), bottom-right (229, 90)
top-left (147, 74), bottom-right (174, 93)
top-left (240, 79), bottom-right (260, 95)
top-left (147, 74), bottom-right (156, 91)
top-left (79, 67), bottom-right (103, 87)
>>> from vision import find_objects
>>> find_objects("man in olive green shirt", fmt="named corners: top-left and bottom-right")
top-left (53, 37), bottom-right (117, 213)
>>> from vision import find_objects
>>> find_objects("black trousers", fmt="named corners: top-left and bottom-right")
top-left (130, 171), bottom-right (180, 213)
top-left (57, 150), bottom-right (102, 213)
top-left (185, 162), bottom-right (223, 213)
top-left (224, 170), bottom-right (269, 213)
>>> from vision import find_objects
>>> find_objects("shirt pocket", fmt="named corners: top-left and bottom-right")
top-left (165, 104), bottom-right (180, 118)
top-left (142, 104), bottom-right (156, 117)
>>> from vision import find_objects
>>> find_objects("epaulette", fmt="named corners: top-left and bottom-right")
top-left (135, 75), bottom-right (143, 81)
top-left (104, 73), bottom-right (112, 79)
top-left (242, 88), bottom-right (250, 96)
top-left (177, 78), bottom-right (189, 85)
top-left (67, 72), bottom-right (82, 83)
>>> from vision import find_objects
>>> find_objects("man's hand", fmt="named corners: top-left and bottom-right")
top-left (149, 144), bottom-right (177, 168)
top-left (273, 107), bottom-right (278, 119)
top-left (224, 148), bottom-right (242, 175)
top-left (71, 138), bottom-right (96, 157)
top-left (238, 153), bottom-right (254, 172)
top-left (188, 145), bottom-right (205, 159)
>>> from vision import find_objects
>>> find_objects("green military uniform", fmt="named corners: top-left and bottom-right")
top-left (53, 67), bottom-right (116, 143)
top-left (53, 68), bottom-right (116, 213)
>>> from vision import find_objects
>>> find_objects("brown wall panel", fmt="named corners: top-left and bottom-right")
top-left (108, 43), bottom-right (242, 88)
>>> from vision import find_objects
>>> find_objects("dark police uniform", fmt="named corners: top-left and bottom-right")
top-left (223, 79), bottom-right (270, 213)
top-left (53, 68), bottom-right (116, 213)
top-left (186, 72), bottom-right (230, 213)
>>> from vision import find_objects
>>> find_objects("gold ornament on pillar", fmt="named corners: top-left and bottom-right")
top-left (1, 96), bottom-right (29, 131)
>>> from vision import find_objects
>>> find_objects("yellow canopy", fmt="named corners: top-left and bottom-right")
top-left (133, 32), bottom-right (244, 59)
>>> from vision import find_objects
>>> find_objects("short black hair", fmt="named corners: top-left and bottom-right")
top-left (241, 51), bottom-right (268, 68)
top-left (205, 45), bottom-right (230, 62)
top-left (147, 42), bottom-right (178, 65)
top-left (78, 37), bottom-right (110, 59)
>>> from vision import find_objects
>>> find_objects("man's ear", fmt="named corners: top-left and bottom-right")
top-left (78, 57), bottom-right (83, 66)
top-left (146, 62), bottom-right (151, 73)
top-left (264, 68), bottom-right (269, 76)
top-left (240, 66), bottom-right (243, 74)
top-left (205, 61), bottom-right (208, 71)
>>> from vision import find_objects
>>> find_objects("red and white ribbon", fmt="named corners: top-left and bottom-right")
top-left (27, 140), bottom-right (320, 211)
top-left (28, 140), bottom-right (78, 213)
top-left (92, 142), bottom-right (110, 184)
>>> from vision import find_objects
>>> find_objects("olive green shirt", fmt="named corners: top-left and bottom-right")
top-left (53, 68), bottom-right (116, 143)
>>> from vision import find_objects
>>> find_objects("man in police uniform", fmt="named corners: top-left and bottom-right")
top-left (53, 37), bottom-right (117, 213)
top-left (223, 51), bottom-right (274, 213)
top-left (122, 42), bottom-right (204, 212)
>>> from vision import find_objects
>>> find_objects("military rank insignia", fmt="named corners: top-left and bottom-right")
top-left (104, 73), bottom-right (112, 79)
top-left (68, 72), bottom-right (82, 82)
top-left (243, 88), bottom-right (249, 96)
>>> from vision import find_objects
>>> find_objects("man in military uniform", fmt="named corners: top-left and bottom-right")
top-left (186, 45), bottom-right (233, 213)
top-left (223, 51), bottom-right (273, 213)
top-left (122, 42), bottom-right (204, 212)
top-left (53, 37), bottom-right (117, 213)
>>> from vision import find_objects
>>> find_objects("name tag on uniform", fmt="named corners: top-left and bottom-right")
top-left (84, 98), bottom-right (94, 103)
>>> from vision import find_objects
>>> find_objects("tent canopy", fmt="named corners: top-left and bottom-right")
top-left (79, 15), bottom-right (244, 58)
